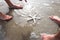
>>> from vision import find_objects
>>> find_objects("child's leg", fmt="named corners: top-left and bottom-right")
top-left (0, 12), bottom-right (12, 21)
top-left (5, 0), bottom-right (23, 9)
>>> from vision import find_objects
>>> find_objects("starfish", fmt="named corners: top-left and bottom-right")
top-left (25, 13), bottom-right (41, 24)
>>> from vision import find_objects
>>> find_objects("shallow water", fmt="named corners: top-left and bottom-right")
top-left (0, 0), bottom-right (60, 40)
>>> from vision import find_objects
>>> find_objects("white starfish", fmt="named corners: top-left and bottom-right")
top-left (26, 13), bottom-right (41, 24)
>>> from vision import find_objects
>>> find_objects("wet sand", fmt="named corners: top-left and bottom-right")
top-left (0, 0), bottom-right (60, 40)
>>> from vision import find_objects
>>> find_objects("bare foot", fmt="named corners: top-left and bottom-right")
top-left (49, 16), bottom-right (60, 25)
top-left (10, 5), bottom-right (23, 9)
top-left (41, 33), bottom-right (55, 40)
top-left (0, 15), bottom-right (12, 21)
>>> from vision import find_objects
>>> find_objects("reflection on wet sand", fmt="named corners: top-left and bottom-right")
top-left (5, 20), bottom-right (33, 40)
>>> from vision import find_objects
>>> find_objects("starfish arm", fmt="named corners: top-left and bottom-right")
top-left (33, 19), bottom-right (36, 23)
top-left (34, 13), bottom-right (38, 17)
top-left (26, 18), bottom-right (32, 21)
top-left (35, 17), bottom-right (41, 20)
top-left (28, 14), bottom-right (32, 18)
